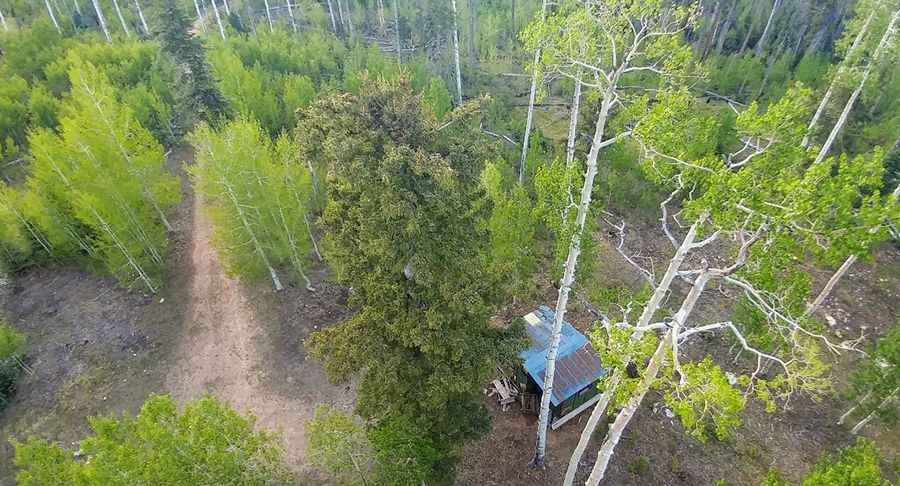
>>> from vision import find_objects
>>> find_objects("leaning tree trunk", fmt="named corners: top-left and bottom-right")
top-left (468, 0), bottom-right (476, 60)
top-left (518, 0), bottom-right (549, 184)
top-left (91, 0), bottom-right (112, 42)
top-left (211, 0), bottom-right (225, 39)
top-left (222, 0), bottom-right (230, 15)
top-left (813, 9), bottom-right (899, 166)
top-left (0, 6), bottom-right (9, 31)
top-left (754, 0), bottom-right (782, 55)
top-left (450, 0), bottom-right (463, 105)
top-left (45, 0), bottom-right (62, 32)
top-left (133, 0), bottom-right (149, 35)
top-left (336, 0), bottom-right (346, 33)
top-left (193, 0), bottom-right (206, 32)
top-left (532, 85), bottom-right (616, 468)
top-left (222, 181), bottom-right (283, 291)
top-left (263, 0), bottom-right (273, 32)
top-left (376, 0), bottom-right (385, 31)
top-left (563, 215), bottom-right (705, 485)
top-left (851, 388), bottom-right (898, 434)
top-left (111, 0), bottom-right (131, 37)
top-left (586, 270), bottom-right (715, 485)
top-left (345, 0), bottom-right (355, 37)
top-left (285, 0), bottom-right (297, 32)
top-left (802, 11), bottom-right (875, 148)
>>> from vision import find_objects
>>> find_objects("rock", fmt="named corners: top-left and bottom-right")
top-left (825, 314), bottom-right (837, 327)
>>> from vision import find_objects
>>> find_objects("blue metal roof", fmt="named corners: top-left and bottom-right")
top-left (519, 305), bottom-right (607, 406)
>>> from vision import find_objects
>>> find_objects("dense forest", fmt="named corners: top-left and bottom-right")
top-left (0, 0), bottom-right (898, 484)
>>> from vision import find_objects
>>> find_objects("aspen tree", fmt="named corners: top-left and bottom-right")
top-left (211, 0), bottom-right (225, 39)
top-left (0, 6), bottom-right (9, 31)
top-left (518, 0), bottom-right (548, 183)
top-left (393, 0), bottom-right (400, 62)
top-left (286, 0), bottom-right (298, 32)
top-left (263, 0), bottom-right (273, 31)
top-left (222, 0), bottom-right (230, 15)
top-left (326, 0), bottom-right (337, 32)
top-left (133, 0), bottom-right (149, 35)
top-left (450, 0), bottom-right (463, 104)
top-left (520, 0), bottom-right (699, 466)
top-left (45, 0), bottom-right (62, 33)
top-left (111, 0), bottom-right (131, 37)
top-left (91, 0), bottom-right (112, 42)
top-left (754, 0), bottom-right (782, 55)
top-left (193, 0), bottom-right (206, 32)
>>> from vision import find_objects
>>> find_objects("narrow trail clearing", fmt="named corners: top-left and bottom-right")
top-left (166, 184), bottom-right (346, 478)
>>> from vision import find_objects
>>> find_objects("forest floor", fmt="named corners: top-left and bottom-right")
top-left (1, 143), bottom-right (898, 485)
top-left (0, 147), bottom-right (353, 484)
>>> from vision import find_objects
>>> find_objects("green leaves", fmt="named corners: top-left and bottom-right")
top-left (664, 357), bottom-right (746, 442)
top-left (14, 395), bottom-right (291, 485)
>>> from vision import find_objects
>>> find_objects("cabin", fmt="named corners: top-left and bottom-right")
top-left (516, 305), bottom-right (607, 429)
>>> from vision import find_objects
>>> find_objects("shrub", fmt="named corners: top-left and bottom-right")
top-left (0, 320), bottom-right (26, 409)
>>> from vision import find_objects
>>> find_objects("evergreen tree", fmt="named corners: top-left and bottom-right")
top-left (154, 0), bottom-right (228, 133)
top-left (304, 77), bottom-right (525, 481)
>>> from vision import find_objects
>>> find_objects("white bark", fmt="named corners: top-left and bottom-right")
top-left (93, 206), bottom-right (157, 293)
top-left (326, 0), bottom-right (337, 32)
top-left (344, 0), bottom-right (354, 37)
top-left (804, 254), bottom-right (857, 317)
top-left (211, 0), bottom-right (225, 39)
top-left (519, 48), bottom-right (541, 184)
top-left (813, 10), bottom-right (899, 166)
top-left (286, 0), bottom-right (298, 32)
top-left (111, 0), bottom-right (131, 37)
top-left (92, 0), bottom-right (112, 41)
top-left (518, 0), bottom-right (549, 184)
top-left (73, 0), bottom-right (83, 17)
top-left (132, 0), bottom-right (149, 35)
top-left (533, 86), bottom-right (615, 467)
top-left (376, 0), bottom-right (385, 30)
top-left (851, 388), bottom-right (898, 434)
top-left (802, 11), bottom-right (874, 148)
top-left (563, 373), bottom-right (619, 486)
top-left (563, 216), bottom-right (703, 484)
top-left (336, 0), bottom-right (346, 33)
top-left (222, 0), bottom-right (230, 15)
top-left (587, 270), bottom-right (714, 485)
top-left (303, 212), bottom-right (323, 261)
top-left (45, 0), bottom-right (62, 33)
top-left (263, 0), bottom-right (273, 32)
top-left (450, 0), bottom-right (463, 105)
top-left (565, 75), bottom-right (582, 165)
top-left (838, 390), bottom-right (871, 425)
top-left (0, 7), bottom-right (8, 31)
top-left (754, 0), bottom-right (782, 55)
top-left (393, 0), bottom-right (401, 63)
top-left (585, 328), bottom-right (674, 486)
top-left (192, 0), bottom-right (206, 32)
top-left (222, 180), bottom-right (283, 291)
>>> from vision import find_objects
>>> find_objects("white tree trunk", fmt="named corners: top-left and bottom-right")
top-left (805, 254), bottom-right (857, 317)
top-left (192, 0), bottom-right (206, 32)
top-left (93, 207), bottom-right (157, 293)
top-left (223, 181), bottom-right (283, 291)
top-left (211, 0), bottom-right (225, 39)
top-left (326, 0), bottom-right (337, 32)
top-left (519, 48), bottom-right (540, 184)
top-left (563, 216), bottom-right (703, 484)
top-left (450, 0), bottom-right (463, 105)
top-left (813, 10), bottom-right (899, 166)
top-left (0, 7), bottom-right (8, 31)
top-left (303, 212), bottom-right (323, 261)
top-left (92, 0), bottom-right (112, 41)
top-left (393, 0), bottom-right (401, 63)
top-left (132, 0), bottom-right (149, 35)
top-left (533, 89), bottom-right (615, 468)
top-left (45, 0), bottom-right (62, 32)
top-left (585, 328), bottom-right (674, 486)
top-left (851, 388), bottom-right (898, 434)
top-left (802, 11), bottom-right (874, 148)
top-left (376, 0), bottom-right (385, 30)
top-left (286, 0), bottom-right (298, 32)
top-left (335, 0), bottom-right (346, 33)
top-left (586, 271), bottom-right (714, 485)
top-left (111, 0), bottom-right (131, 37)
top-left (565, 76), bottom-right (582, 165)
top-left (263, 0), bottom-right (273, 32)
top-left (344, 0), bottom-right (354, 37)
top-left (222, 0), bottom-right (230, 15)
top-left (563, 373), bottom-right (619, 486)
top-left (73, 0), bottom-right (83, 17)
top-left (754, 0), bottom-right (782, 55)
top-left (838, 390), bottom-right (871, 425)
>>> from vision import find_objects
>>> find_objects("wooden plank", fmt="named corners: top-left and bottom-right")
top-left (550, 392), bottom-right (603, 430)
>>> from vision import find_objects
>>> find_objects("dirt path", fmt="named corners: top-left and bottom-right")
top-left (166, 197), bottom-right (336, 478)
